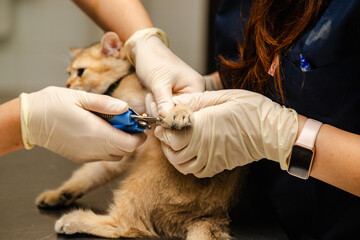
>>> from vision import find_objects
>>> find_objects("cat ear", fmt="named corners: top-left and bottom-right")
top-left (70, 48), bottom-right (82, 57)
top-left (100, 32), bottom-right (123, 57)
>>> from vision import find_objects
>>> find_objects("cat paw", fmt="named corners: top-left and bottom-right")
top-left (55, 210), bottom-right (96, 235)
top-left (36, 190), bottom-right (83, 209)
top-left (55, 212), bottom-right (81, 235)
top-left (161, 105), bottom-right (194, 130)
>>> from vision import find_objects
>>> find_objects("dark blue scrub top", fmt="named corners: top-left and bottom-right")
top-left (215, 0), bottom-right (360, 239)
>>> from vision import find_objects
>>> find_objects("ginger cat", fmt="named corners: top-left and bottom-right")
top-left (35, 32), bottom-right (244, 240)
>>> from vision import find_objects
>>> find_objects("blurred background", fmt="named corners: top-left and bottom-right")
top-left (0, 0), bottom-right (216, 99)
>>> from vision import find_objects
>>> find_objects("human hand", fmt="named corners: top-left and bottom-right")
top-left (124, 28), bottom-right (205, 116)
top-left (154, 90), bottom-right (298, 178)
top-left (20, 86), bottom-right (146, 162)
top-left (203, 72), bottom-right (223, 91)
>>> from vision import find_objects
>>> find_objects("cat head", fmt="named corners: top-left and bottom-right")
top-left (66, 32), bottom-right (147, 113)
top-left (66, 32), bottom-right (133, 93)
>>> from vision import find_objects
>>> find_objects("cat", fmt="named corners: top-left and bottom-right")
top-left (35, 32), bottom-right (245, 240)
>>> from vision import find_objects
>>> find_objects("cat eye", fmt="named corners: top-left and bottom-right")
top-left (77, 68), bottom-right (85, 77)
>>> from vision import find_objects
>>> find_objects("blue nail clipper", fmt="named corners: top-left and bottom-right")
top-left (94, 108), bottom-right (162, 133)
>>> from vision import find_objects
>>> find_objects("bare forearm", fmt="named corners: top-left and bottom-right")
top-left (72, 0), bottom-right (154, 41)
top-left (295, 115), bottom-right (360, 197)
top-left (0, 98), bottom-right (24, 156)
top-left (311, 123), bottom-right (360, 196)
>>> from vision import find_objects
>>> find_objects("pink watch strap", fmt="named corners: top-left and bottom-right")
top-left (296, 119), bottom-right (323, 148)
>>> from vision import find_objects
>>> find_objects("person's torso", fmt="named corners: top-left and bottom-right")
top-left (215, 0), bottom-right (360, 238)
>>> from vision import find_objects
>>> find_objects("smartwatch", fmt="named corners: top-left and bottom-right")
top-left (287, 118), bottom-right (323, 179)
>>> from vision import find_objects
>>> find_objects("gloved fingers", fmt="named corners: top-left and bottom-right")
top-left (174, 68), bottom-right (205, 93)
top-left (70, 153), bottom-right (124, 163)
top-left (171, 91), bottom-right (225, 112)
top-left (77, 91), bottom-right (129, 114)
top-left (159, 140), bottom-right (198, 167)
top-left (101, 155), bottom-right (125, 162)
top-left (82, 111), bottom-right (147, 154)
top-left (145, 93), bottom-right (159, 117)
top-left (174, 157), bottom-right (209, 177)
top-left (151, 76), bottom-right (205, 116)
top-left (74, 106), bottom-right (147, 154)
top-left (172, 90), bottom-right (250, 112)
top-left (159, 141), bottom-right (209, 177)
top-left (151, 85), bottom-right (175, 117)
top-left (154, 126), bottom-right (193, 151)
top-left (106, 127), bottom-right (147, 154)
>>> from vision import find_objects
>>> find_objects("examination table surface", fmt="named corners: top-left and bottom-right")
top-left (0, 147), bottom-right (288, 240)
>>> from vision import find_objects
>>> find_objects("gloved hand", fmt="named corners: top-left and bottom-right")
top-left (203, 72), bottom-right (222, 91)
top-left (124, 28), bottom-right (205, 116)
top-left (20, 86), bottom-right (146, 162)
top-left (153, 90), bottom-right (299, 178)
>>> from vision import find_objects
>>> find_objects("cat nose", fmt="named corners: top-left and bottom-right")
top-left (66, 83), bottom-right (71, 88)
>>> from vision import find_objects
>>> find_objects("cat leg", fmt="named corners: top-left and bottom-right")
top-left (36, 159), bottom-right (131, 208)
top-left (186, 219), bottom-right (232, 240)
top-left (55, 209), bottom-right (155, 238)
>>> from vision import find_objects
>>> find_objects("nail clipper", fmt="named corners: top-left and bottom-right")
top-left (93, 108), bottom-right (162, 133)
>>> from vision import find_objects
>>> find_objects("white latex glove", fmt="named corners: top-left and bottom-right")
top-left (20, 86), bottom-right (146, 163)
top-left (124, 28), bottom-right (205, 116)
top-left (203, 72), bottom-right (222, 91)
top-left (154, 90), bottom-right (298, 178)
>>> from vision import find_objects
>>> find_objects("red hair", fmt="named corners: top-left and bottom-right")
top-left (220, 0), bottom-right (331, 102)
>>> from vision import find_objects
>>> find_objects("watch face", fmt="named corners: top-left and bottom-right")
top-left (288, 145), bottom-right (314, 179)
